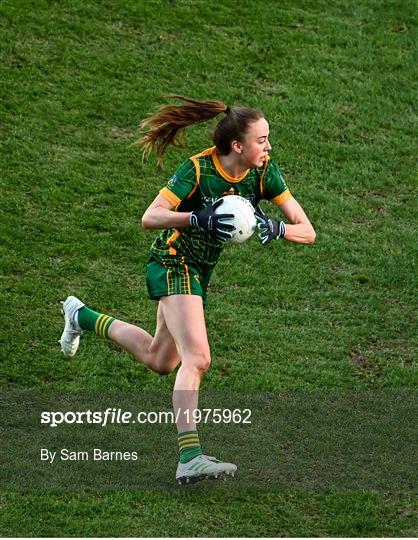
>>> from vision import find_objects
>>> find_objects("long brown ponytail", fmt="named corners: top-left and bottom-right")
top-left (136, 95), bottom-right (264, 163)
top-left (137, 95), bottom-right (227, 163)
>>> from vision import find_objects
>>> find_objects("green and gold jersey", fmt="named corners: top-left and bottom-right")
top-left (149, 146), bottom-right (292, 267)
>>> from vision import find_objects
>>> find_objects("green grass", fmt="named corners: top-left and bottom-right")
top-left (0, 491), bottom-right (416, 537)
top-left (1, 0), bottom-right (417, 536)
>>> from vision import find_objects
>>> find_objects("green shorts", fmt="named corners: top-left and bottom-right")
top-left (146, 254), bottom-right (214, 304)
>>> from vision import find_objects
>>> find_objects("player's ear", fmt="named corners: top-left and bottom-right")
top-left (231, 140), bottom-right (243, 154)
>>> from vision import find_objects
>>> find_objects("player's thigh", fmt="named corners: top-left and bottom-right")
top-left (149, 302), bottom-right (179, 359)
top-left (160, 295), bottom-right (210, 362)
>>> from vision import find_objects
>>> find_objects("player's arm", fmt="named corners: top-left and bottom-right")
top-left (256, 196), bottom-right (316, 245)
top-left (142, 194), bottom-right (190, 229)
top-left (278, 197), bottom-right (316, 244)
top-left (142, 193), bottom-right (235, 242)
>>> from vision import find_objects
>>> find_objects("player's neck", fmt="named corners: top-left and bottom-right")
top-left (217, 153), bottom-right (248, 179)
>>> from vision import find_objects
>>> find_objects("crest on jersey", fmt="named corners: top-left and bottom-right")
top-left (167, 175), bottom-right (177, 187)
top-left (223, 187), bottom-right (238, 196)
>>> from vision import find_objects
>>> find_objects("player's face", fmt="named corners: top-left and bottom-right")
top-left (240, 118), bottom-right (272, 168)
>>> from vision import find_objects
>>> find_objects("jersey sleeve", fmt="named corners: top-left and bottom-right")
top-left (159, 159), bottom-right (198, 207)
top-left (262, 159), bottom-right (292, 206)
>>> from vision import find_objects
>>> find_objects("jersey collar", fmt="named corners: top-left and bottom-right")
top-left (211, 147), bottom-right (250, 183)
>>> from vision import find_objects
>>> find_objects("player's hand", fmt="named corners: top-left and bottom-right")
top-left (255, 205), bottom-right (286, 245)
top-left (190, 199), bottom-right (235, 243)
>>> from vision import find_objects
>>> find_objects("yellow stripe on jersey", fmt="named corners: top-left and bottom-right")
top-left (190, 147), bottom-right (214, 160)
top-left (270, 189), bottom-right (292, 206)
top-left (188, 157), bottom-right (201, 198)
top-left (159, 187), bottom-right (181, 207)
top-left (166, 229), bottom-right (181, 256)
top-left (260, 156), bottom-right (269, 197)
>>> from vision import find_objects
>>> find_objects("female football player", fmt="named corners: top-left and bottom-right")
top-left (60, 96), bottom-right (316, 484)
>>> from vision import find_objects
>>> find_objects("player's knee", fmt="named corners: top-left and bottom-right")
top-left (192, 349), bottom-right (211, 375)
top-left (178, 340), bottom-right (211, 375)
top-left (153, 352), bottom-right (180, 376)
top-left (156, 363), bottom-right (177, 376)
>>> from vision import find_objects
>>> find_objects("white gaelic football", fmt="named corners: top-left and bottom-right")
top-left (216, 195), bottom-right (256, 244)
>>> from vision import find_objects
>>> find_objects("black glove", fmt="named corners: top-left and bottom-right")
top-left (255, 205), bottom-right (286, 245)
top-left (190, 199), bottom-right (235, 243)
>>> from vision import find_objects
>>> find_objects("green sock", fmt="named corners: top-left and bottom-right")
top-left (77, 306), bottom-right (115, 338)
top-left (178, 430), bottom-right (203, 464)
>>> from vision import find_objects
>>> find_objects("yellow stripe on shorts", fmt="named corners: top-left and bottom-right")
top-left (164, 258), bottom-right (191, 296)
top-left (183, 258), bottom-right (191, 294)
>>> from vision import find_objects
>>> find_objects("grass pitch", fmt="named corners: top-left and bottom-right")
top-left (1, 0), bottom-right (417, 536)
